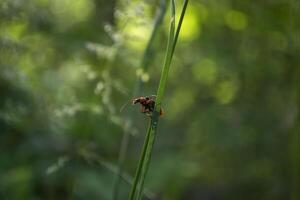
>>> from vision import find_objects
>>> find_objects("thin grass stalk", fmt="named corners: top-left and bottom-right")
top-left (129, 0), bottom-right (175, 191)
top-left (171, 0), bottom-right (189, 58)
top-left (129, 0), bottom-right (189, 199)
top-left (113, 1), bottom-right (167, 200)
top-left (128, 0), bottom-right (175, 196)
top-left (134, 0), bottom-right (168, 95)
top-left (134, 1), bottom-right (176, 199)
top-left (155, 0), bottom-right (176, 109)
top-left (136, 1), bottom-right (190, 200)
top-left (135, 113), bottom-right (159, 200)
top-left (128, 120), bottom-right (152, 200)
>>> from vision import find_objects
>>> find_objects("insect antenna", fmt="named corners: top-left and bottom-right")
top-left (119, 99), bottom-right (131, 113)
top-left (148, 95), bottom-right (157, 100)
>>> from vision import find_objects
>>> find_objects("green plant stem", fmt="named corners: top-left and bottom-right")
top-left (134, 0), bottom-right (168, 95)
top-left (128, 120), bottom-right (152, 200)
top-left (128, 0), bottom-right (189, 199)
top-left (156, 0), bottom-right (189, 107)
top-left (113, 1), bottom-right (167, 200)
top-left (171, 0), bottom-right (189, 58)
top-left (155, 0), bottom-right (176, 110)
top-left (135, 113), bottom-right (159, 200)
top-left (134, 1), bottom-right (176, 199)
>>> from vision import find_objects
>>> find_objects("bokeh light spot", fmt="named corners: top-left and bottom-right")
top-left (50, 0), bottom-right (94, 30)
top-left (225, 10), bottom-right (248, 31)
top-left (124, 21), bottom-right (150, 51)
top-left (141, 73), bottom-right (149, 82)
top-left (214, 80), bottom-right (238, 104)
top-left (193, 58), bottom-right (218, 85)
top-left (136, 68), bottom-right (150, 82)
top-left (177, 5), bottom-right (206, 41)
top-left (0, 21), bottom-right (27, 41)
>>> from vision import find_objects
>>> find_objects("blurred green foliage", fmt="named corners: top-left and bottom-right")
top-left (0, 0), bottom-right (299, 199)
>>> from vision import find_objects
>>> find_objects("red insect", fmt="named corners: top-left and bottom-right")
top-left (132, 95), bottom-right (163, 116)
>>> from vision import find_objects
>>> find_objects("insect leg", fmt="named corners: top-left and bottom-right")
top-left (141, 106), bottom-right (146, 113)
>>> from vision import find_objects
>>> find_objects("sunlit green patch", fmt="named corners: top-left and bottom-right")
top-left (214, 79), bottom-right (238, 104)
top-left (59, 61), bottom-right (91, 85)
top-left (136, 68), bottom-right (150, 82)
top-left (0, 20), bottom-right (27, 42)
top-left (50, 0), bottom-right (94, 30)
top-left (225, 10), bottom-right (248, 31)
top-left (176, 4), bottom-right (207, 41)
top-left (17, 33), bottom-right (55, 79)
top-left (86, 42), bottom-right (118, 61)
top-left (124, 22), bottom-right (151, 51)
top-left (192, 58), bottom-right (218, 85)
top-left (118, 1), bottom-right (152, 51)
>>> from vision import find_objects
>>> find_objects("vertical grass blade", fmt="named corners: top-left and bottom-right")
top-left (128, 0), bottom-right (189, 199)
top-left (128, 120), bottom-right (152, 200)
top-left (134, 0), bottom-right (168, 95)
top-left (113, 1), bottom-right (168, 200)
top-left (171, 0), bottom-right (189, 58)
top-left (155, 0), bottom-right (176, 109)
top-left (136, 1), bottom-right (189, 199)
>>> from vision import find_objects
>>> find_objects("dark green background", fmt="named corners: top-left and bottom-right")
top-left (0, 0), bottom-right (299, 199)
